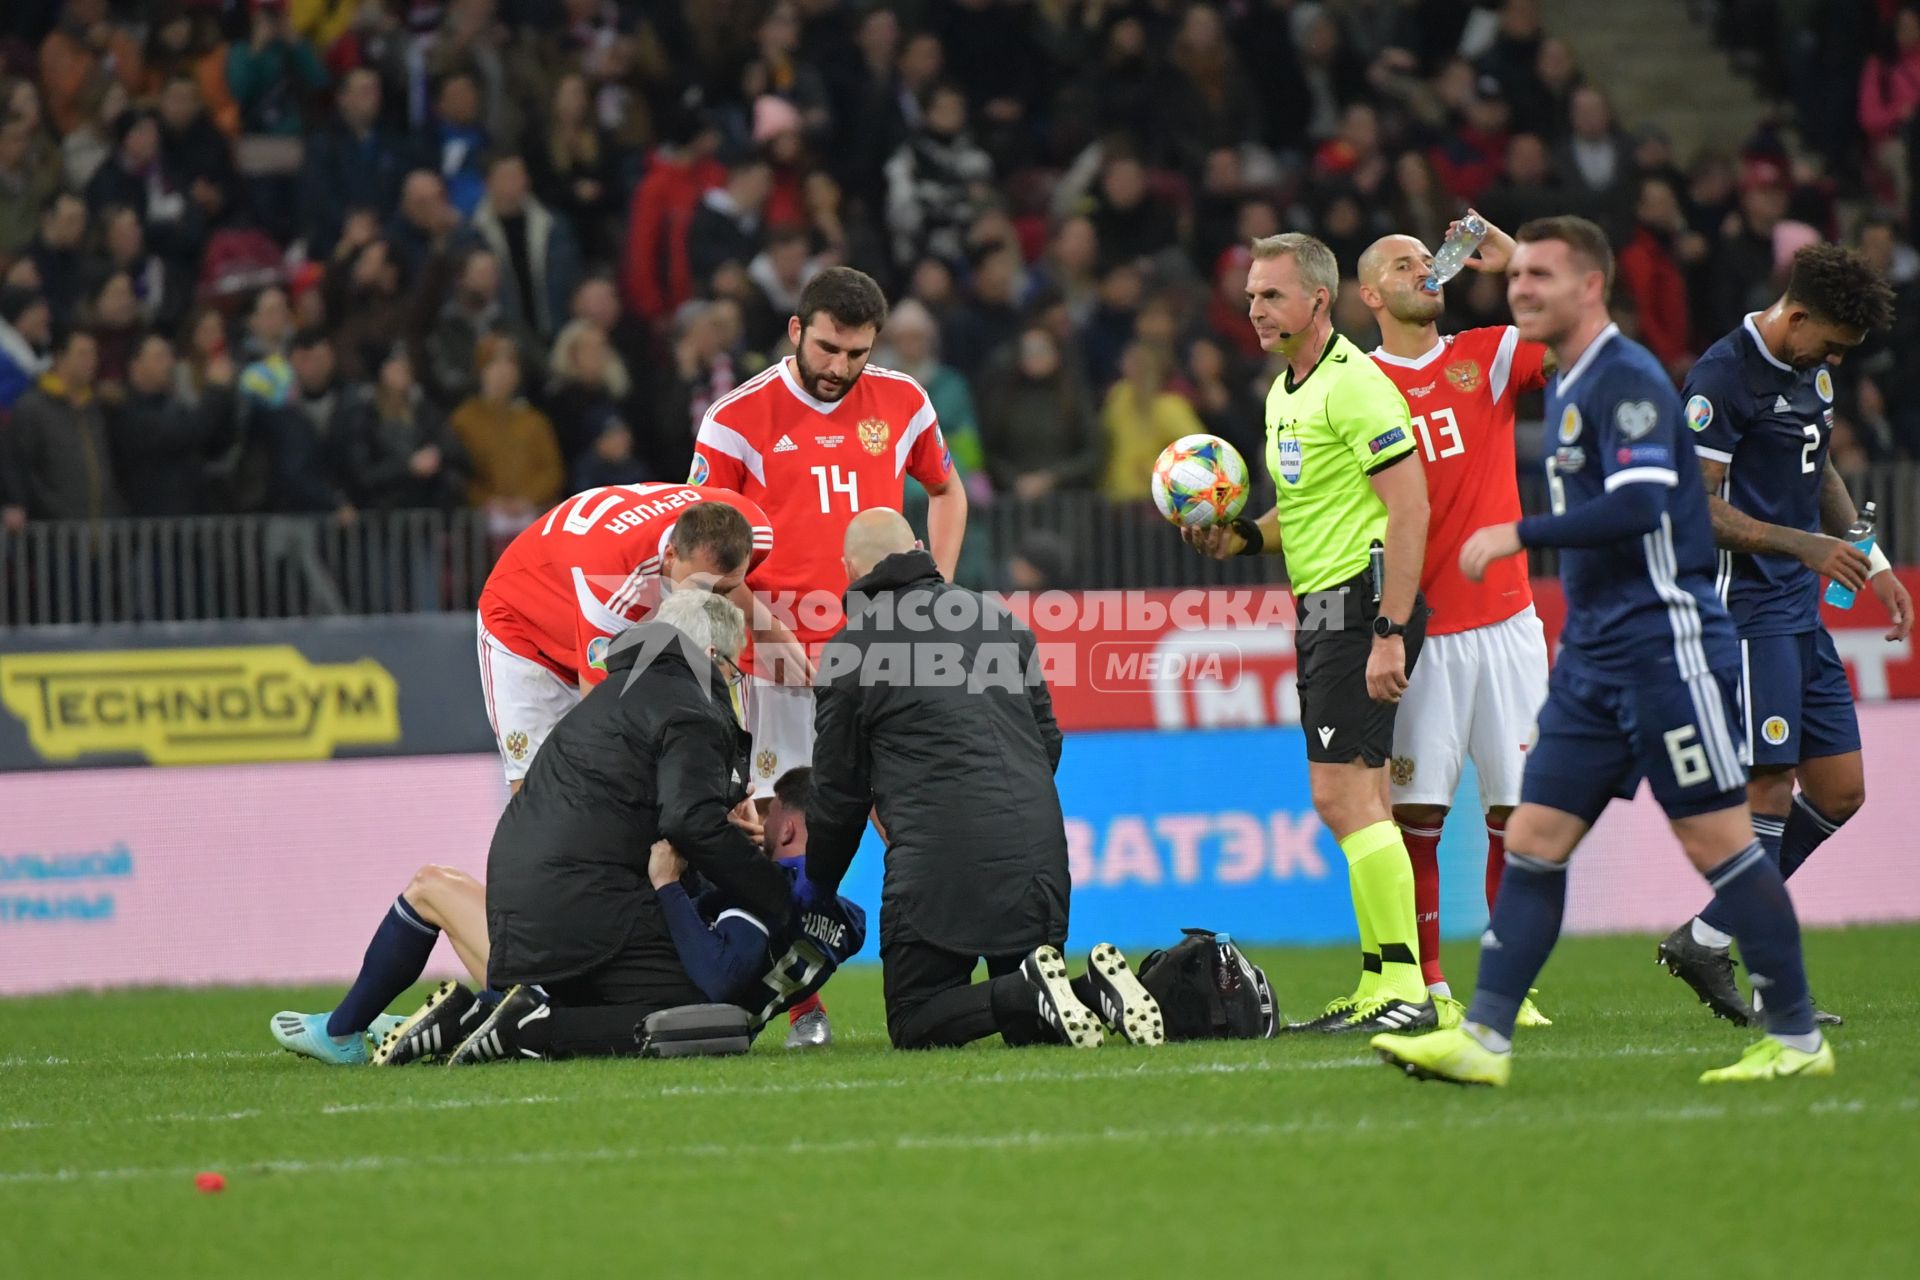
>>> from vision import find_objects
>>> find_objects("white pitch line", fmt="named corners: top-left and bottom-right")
top-left (2, 1039), bottom-right (1875, 1134)
top-left (4, 1098), bottom-right (1913, 1188)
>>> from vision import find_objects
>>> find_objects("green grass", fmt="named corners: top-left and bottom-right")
top-left (4, 928), bottom-right (1917, 1279)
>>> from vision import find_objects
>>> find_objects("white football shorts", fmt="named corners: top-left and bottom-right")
top-left (1389, 605), bottom-right (1549, 810)
top-left (744, 675), bottom-right (816, 801)
top-left (476, 614), bottom-right (580, 784)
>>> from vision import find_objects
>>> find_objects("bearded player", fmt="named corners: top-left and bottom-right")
top-left (1358, 215), bottom-right (1553, 1029)
top-left (475, 486), bottom-right (798, 792)
top-left (691, 267), bottom-right (967, 800)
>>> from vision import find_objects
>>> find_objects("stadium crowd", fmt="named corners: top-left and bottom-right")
top-left (4, 0), bottom-right (1920, 555)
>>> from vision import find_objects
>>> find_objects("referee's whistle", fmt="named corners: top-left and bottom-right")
top-left (1369, 539), bottom-right (1385, 604)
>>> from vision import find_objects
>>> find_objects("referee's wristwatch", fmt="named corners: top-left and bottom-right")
top-left (1372, 614), bottom-right (1408, 639)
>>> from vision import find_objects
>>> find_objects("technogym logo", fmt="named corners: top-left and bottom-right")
top-left (0, 647), bottom-right (400, 766)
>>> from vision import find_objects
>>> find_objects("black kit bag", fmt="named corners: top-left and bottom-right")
top-left (1136, 929), bottom-right (1279, 1041)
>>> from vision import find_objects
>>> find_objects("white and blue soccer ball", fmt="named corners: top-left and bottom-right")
top-left (1151, 433), bottom-right (1251, 528)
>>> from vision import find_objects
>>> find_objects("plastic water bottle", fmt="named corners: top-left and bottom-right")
top-left (1422, 214), bottom-right (1488, 293)
top-left (1824, 501), bottom-right (1878, 609)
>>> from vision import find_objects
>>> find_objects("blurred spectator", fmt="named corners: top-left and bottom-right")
top-left (1478, 132), bottom-right (1561, 231)
top-left (1554, 86), bottom-right (1633, 235)
top-left (875, 298), bottom-right (988, 503)
top-left (1004, 528), bottom-right (1074, 593)
top-left (1859, 7), bottom-right (1920, 209)
top-left (28, 192), bottom-right (89, 331)
top-left (1162, 5), bottom-right (1262, 179)
top-left (1027, 215), bottom-right (1100, 329)
top-left (547, 317), bottom-right (636, 470)
top-left (744, 226), bottom-right (824, 346)
top-left (328, 237), bottom-right (408, 384)
top-left (226, 1), bottom-right (329, 138)
top-left (941, 242), bottom-right (1023, 379)
top-left (84, 110), bottom-right (200, 268)
top-left (416, 71), bottom-right (490, 219)
top-left (325, 2), bottom-right (411, 136)
top-left (1390, 151), bottom-right (1452, 251)
top-left (1429, 88), bottom-right (1511, 206)
top-left (423, 0), bottom-right (527, 155)
top-left (471, 155), bottom-right (583, 345)
top-left (1617, 175), bottom-right (1702, 377)
top-left (291, 0), bottom-right (359, 52)
top-left (620, 111), bottom-right (724, 325)
top-left (568, 276), bottom-right (652, 391)
top-left (144, 12), bottom-right (240, 139)
top-left (300, 68), bottom-right (409, 259)
top-left (341, 346), bottom-right (468, 512)
top-left (424, 248), bottom-right (540, 409)
top-left (1184, 335), bottom-right (1264, 481)
top-left (0, 118), bottom-right (61, 259)
top-left (1086, 148), bottom-right (1178, 270)
top-left (386, 170), bottom-right (465, 284)
top-left (1705, 160), bottom-right (1791, 340)
top-left (647, 299), bottom-right (738, 481)
top-left (97, 206), bottom-right (189, 337)
top-left (1293, 4), bottom-right (1368, 146)
top-left (37, 0), bottom-right (144, 139)
top-left (688, 150), bottom-right (773, 288)
top-left (451, 336), bottom-right (564, 525)
top-left (1100, 342), bottom-right (1206, 502)
top-left (1506, 36), bottom-right (1581, 144)
top-left (0, 286), bottom-right (51, 412)
top-left (255, 326), bottom-right (352, 518)
top-left (743, 2), bottom-right (834, 142)
top-left (978, 325), bottom-right (1103, 498)
top-left (238, 286), bottom-right (295, 399)
top-left (884, 82), bottom-right (992, 271)
top-left (1082, 260), bottom-right (1145, 390)
top-left (155, 72), bottom-right (240, 231)
top-left (8, 328), bottom-right (124, 521)
top-left (109, 332), bottom-right (235, 517)
top-left (86, 271), bottom-right (145, 401)
top-left (528, 72), bottom-right (618, 268)
top-left (172, 304), bottom-right (232, 406)
top-left (61, 80), bottom-right (129, 194)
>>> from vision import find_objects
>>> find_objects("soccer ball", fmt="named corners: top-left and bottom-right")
top-left (1151, 434), bottom-right (1251, 528)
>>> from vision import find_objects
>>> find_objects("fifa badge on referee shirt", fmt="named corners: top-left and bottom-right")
top-left (858, 418), bottom-right (890, 455)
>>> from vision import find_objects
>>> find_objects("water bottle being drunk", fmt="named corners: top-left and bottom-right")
top-left (1824, 501), bottom-right (1878, 609)
top-left (1422, 214), bottom-right (1489, 293)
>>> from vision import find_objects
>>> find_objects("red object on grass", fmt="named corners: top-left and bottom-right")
top-left (195, 1172), bottom-right (225, 1193)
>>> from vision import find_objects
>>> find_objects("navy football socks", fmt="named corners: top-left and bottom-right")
top-left (1701, 841), bottom-right (1816, 1038)
top-left (1696, 812), bottom-right (1782, 940)
top-left (327, 896), bottom-right (441, 1038)
top-left (1778, 792), bottom-right (1843, 880)
top-left (1465, 852), bottom-right (1568, 1042)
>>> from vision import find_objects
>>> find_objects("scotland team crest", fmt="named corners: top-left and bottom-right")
top-left (1557, 405), bottom-right (1582, 444)
top-left (858, 418), bottom-right (890, 455)
top-left (1815, 368), bottom-right (1835, 403)
top-left (1444, 360), bottom-right (1482, 393)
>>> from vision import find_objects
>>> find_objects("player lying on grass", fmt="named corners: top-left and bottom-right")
top-left (1373, 217), bottom-right (1833, 1087)
top-left (377, 767), bottom-right (867, 1064)
top-left (269, 773), bottom-right (838, 1065)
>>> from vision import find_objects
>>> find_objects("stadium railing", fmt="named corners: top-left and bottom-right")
top-left (1, 466), bottom-right (1911, 628)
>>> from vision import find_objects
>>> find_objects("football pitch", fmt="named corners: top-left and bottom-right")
top-left (4, 928), bottom-right (1915, 1279)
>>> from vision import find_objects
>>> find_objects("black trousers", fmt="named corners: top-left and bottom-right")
top-left (882, 938), bottom-right (1053, 1049)
top-left (517, 943), bottom-right (704, 1060)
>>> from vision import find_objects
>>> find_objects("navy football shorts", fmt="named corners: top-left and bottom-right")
top-left (1737, 628), bottom-right (1861, 769)
top-left (1522, 663), bottom-right (1748, 822)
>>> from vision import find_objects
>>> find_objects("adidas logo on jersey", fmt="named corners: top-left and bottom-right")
top-left (1774, 395), bottom-right (1791, 412)
top-left (774, 435), bottom-right (799, 453)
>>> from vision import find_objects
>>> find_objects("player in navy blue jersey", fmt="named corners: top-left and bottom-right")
top-left (649, 767), bottom-right (867, 1036)
top-left (1373, 217), bottom-right (1833, 1086)
top-left (1656, 246), bottom-right (1908, 1025)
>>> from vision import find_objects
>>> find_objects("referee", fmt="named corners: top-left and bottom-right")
top-left (1186, 232), bottom-right (1436, 1033)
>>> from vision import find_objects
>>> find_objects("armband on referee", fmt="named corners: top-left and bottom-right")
top-left (1230, 516), bottom-right (1264, 556)
top-left (1869, 543), bottom-right (1892, 577)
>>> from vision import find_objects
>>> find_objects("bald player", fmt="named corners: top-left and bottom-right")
top-left (1358, 217), bottom-right (1554, 1027)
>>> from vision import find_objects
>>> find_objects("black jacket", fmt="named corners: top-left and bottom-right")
top-left (109, 385), bottom-right (235, 517)
top-left (806, 551), bottom-right (1068, 955)
top-left (486, 623), bottom-right (792, 994)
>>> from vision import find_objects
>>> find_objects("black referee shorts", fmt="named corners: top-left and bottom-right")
top-left (1293, 572), bottom-right (1427, 768)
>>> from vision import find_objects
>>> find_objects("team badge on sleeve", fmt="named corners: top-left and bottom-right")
top-left (1614, 401), bottom-right (1657, 440)
top-left (689, 454), bottom-right (710, 484)
top-left (1557, 405), bottom-right (1583, 444)
top-left (1685, 395), bottom-right (1713, 432)
top-left (587, 635), bottom-right (611, 671)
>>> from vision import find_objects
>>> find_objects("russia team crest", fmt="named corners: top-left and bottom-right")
top-left (1444, 360), bottom-right (1482, 393)
top-left (858, 418), bottom-right (890, 455)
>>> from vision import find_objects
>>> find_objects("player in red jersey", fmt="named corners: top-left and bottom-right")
top-left (476, 483), bottom-right (792, 790)
top-left (691, 266), bottom-right (967, 802)
top-left (1358, 215), bottom-right (1554, 1028)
